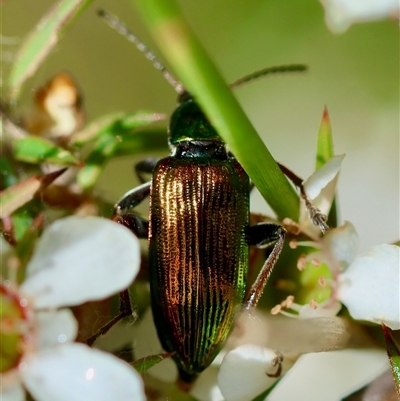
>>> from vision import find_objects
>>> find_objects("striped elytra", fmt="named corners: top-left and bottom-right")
top-left (149, 155), bottom-right (249, 381)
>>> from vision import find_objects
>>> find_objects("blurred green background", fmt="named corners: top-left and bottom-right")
top-left (2, 0), bottom-right (398, 250)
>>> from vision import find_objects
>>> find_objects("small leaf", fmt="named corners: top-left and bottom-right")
top-left (115, 129), bottom-right (168, 156)
top-left (15, 214), bottom-right (45, 284)
top-left (8, 0), bottom-right (94, 99)
top-left (0, 169), bottom-right (66, 217)
top-left (117, 111), bottom-right (165, 130)
top-left (315, 108), bottom-right (338, 227)
top-left (0, 157), bottom-right (18, 189)
top-left (71, 113), bottom-right (125, 146)
top-left (316, 107), bottom-right (334, 170)
top-left (11, 208), bottom-right (35, 243)
top-left (382, 324), bottom-right (400, 396)
top-left (71, 111), bottom-right (165, 146)
top-left (13, 136), bottom-right (81, 166)
top-left (77, 133), bottom-right (120, 190)
top-left (132, 352), bottom-right (174, 374)
top-left (77, 112), bottom-right (165, 189)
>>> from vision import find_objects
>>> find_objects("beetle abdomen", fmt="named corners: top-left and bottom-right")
top-left (149, 156), bottom-right (249, 380)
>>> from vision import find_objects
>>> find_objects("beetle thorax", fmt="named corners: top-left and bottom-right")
top-left (169, 98), bottom-right (223, 145)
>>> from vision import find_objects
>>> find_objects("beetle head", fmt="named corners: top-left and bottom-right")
top-left (169, 94), bottom-right (223, 145)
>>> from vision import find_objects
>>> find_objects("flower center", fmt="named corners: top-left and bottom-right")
top-left (0, 282), bottom-right (30, 373)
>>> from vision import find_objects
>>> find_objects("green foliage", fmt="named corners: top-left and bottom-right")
top-left (8, 0), bottom-right (94, 99)
top-left (0, 170), bottom-right (66, 218)
top-left (14, 136), bottom-right (80, 166)
top-left (77, 111), bottom-right (163, 189)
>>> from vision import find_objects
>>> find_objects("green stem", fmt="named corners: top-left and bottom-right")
top-left (131, 0), bottom-right (299, 220)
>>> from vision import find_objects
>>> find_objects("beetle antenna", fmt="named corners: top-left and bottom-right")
top-left (229, 64), bottom-right (308, 89)
top-left (98, 9), bottom-right (185, 95)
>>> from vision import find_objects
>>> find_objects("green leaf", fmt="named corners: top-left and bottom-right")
top-left (13, 136), bottom-right (81, 166)
top-left (0, 157), bottom-right (18, 189)
top-left (15, 214), bottom-right (45, 284)
top-left (115, 129), bottom-right (167, 156)
top-left (77, 112), bottom-right (164, 189)
top-left (315, 107), bottom-right (334, 170)
top-left (382, 324), bottom-right (400, 396)
top-left (0, 169), bottom-right (66, 218)
top-left (11, 210), bottom-right (34, 242)
top-left (132, 352), bottom-right (174, 373)
top-left (131, 0), bottom-right (299, 221)
top-left (8, 0), bottom-right (94, 99)
top-left (315, 108), bottom-right (338, 227)
top-left (77, 133), bottom-right (121, 190)
top-left (71, 111), bottom-right (165, 147)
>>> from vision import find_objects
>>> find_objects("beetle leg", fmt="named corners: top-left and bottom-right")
top-left (85, 290), bottom-right (136, 346)
top-left (135, 157), bottom-right (159, 183)
top-left (113, 214), bottom-right (149, 238)
top-left (277, 162), bottom-right (329, 233)
top-left (86, 183), bottom-right (152, 346)
top-left (113, 181), bottom-right (151, 217)
top-left (244, 223), bottom-right (286, 309)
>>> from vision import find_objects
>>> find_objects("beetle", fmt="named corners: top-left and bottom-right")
top-left (89, 11), bottom-right (328, 384)
top-left (111, 94), bottom-right (286, 383)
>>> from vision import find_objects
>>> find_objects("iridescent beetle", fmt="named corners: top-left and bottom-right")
top-left (89, 11), bottom-right (329, 384)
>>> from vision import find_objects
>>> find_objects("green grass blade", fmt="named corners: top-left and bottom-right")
top-left (131, 0), bottom-right (299, 221)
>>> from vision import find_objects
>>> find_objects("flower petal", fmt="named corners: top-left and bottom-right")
top-left (36, 309), bottom-right (78, 348)
top-left (300, 155), bottom-right (344, 236)
top-left (319, 0), bottom-right (399, 33)
top-left (1, 377), bottom-right (25, 401)
top-left (218, 344), bottom-right (293, 401)
top-left (21, 217), bottom-right (140, 308)
top-left (339, 244), bottom-right (400, 330)
top-left (21, 343), bottom-right (145, 401)
top-left (322, 221), bottom-right (359, 269)
top-left (269, 349), bottom-right (388, 400)
top-left (191, 366), bottom-right (224, 401)
top-left (227, 311), bottom-right (348, 355)
top-left (303, 154), bottom-right (344, 202)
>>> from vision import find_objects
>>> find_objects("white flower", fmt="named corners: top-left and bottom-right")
top-left (319, 0), bottom-right (399, 33)
top-left (218, 345), bottom-right (293, 401)
top-left (298, 154), bottom-right (344, 238)
top-left (216, 232), bottom-right (399, 401)
top-left (217, 308), bottom-right (348, 401)
top-left (338, 243), bottom-right (400, 330)
top-left (289, 221), bottom-right (400, 329)
top-left (215, 154), bottom-right (398, 401)
top-left (1, 216), bottom-right (145, 401)
top-left (269, 349), bottom-right (389, 401)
